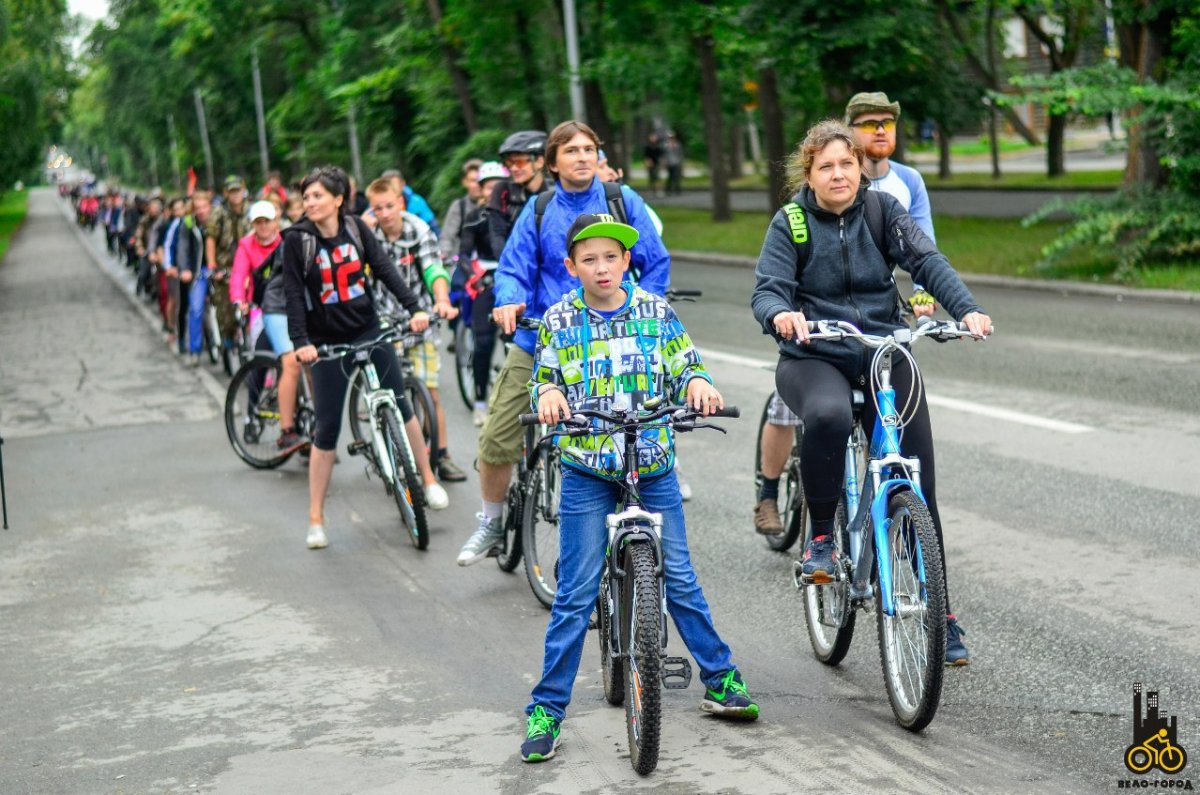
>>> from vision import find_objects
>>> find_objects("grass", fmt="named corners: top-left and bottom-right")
top-left (0, 191), bottom-right (30, 264)
top-left (658, 206), bottom-right (1198, 291)
top-left (664, 168), bottom-right (1122, 193)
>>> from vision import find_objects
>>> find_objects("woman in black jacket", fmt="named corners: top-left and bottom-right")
top-left (284, 166), bottom-right (445, 550)
top-left (751, 120), bottom-right (992, 664)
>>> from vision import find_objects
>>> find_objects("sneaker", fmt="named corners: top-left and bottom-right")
top-left (456, 513), bottom-right (505, 566)
top-left (800, 535), bottom-right (838, 584)
top-left (700, 669), bottom-right (759, 721)
top-left (437, 456), bottom-right (468, 483)
top-left (753, 498), bottom-right (784, 534)
top-left (676, 467), bottom-right (693, 502)
top-left (472, 407), bottom-right (488, 427)
top-left (277, 429), bottom-right (307, 453)
top-left (306, 524), bottom-right (328, 550)
top-left (424, 481), bottom-right (450, 511)
top-left (945, 615), bottom-right (970, 666)
top-left (520, 706), bottom-right (561, 762)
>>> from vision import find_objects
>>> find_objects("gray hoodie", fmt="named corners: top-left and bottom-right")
top-left (751, 184), bottom-right (983, 382)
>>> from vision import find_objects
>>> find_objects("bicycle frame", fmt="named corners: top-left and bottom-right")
top-left (353, 352), bottom-right (407, 486)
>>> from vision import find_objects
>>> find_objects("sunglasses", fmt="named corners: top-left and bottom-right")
top-left (851, 119), bottom-right (896, 133)
top-left (504, 155), bottom-right (536, 168)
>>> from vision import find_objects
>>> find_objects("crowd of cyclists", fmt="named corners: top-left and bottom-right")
top-left (61, 91), bottom-right (991, 765)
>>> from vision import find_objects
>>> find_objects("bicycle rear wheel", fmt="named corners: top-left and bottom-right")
top-left (454, 322), bottom-right (475, 411)
top-left (598, 569), bottom-right (625, 706)
top-left (405, 375), bottom-right (440, 474)
top-left (756, 396), bottom-right (805, 552)
top-left (799, 500), bottom-right (855, 665)
top-left (380, 406), bottom-right (429, 550)
top-left (521, 451), bottom-right (561, 609)
top-left (224, 355), bottom-right (292, 469)
top-left (623, 541), bottom-right (662, 775)
top-left (876, 489), bottom-right (946, 731)
top-left (204, 305), bottom-right (221, 365)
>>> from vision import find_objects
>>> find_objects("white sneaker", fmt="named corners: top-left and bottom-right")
top-left (472, 407), bottom-right (488, 427)
top-left (424, 481), bottom-right (449, 510)
top-left (307, 524), bottom-right (328, 549)
top-left (677, 468), bottom-right (693, 502)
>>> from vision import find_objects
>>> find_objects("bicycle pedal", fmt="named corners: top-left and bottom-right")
top-left (347, 440), bottom-right (370, 457)
top-left (660, 656), bottom-right (692, 690)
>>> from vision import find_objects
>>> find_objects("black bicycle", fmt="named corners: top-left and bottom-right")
top-left (522, 399), bottom-right (738, 774)
top-left (224, 350), bottom-right (315, 469)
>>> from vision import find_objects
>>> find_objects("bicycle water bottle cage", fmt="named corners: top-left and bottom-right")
top-left (661, 657), bottom-right (693, 690)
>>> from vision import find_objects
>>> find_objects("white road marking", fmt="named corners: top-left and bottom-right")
top-left (697, 346), bottom-right (1096, 434)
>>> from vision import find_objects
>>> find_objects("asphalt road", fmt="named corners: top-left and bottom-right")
top-left (1, 188), bottom-right (1197, 794)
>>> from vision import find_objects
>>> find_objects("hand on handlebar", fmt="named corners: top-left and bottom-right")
top-left (408, 311), bottom-right (431, 333)
top-left (772, 309), bottom-right (810, 344)
top-left (686, 378), bottom-right (725, 416)
top-left (537, 388), bottom-right (572, 425)
top-left (434, 298), bottom-right (459, 321)
top-left (295, 344), bottom-right (319, 364)
top-left (961, 311), bottom-right (992, 339)
top-left (492, 303), bottom-right (526, 336)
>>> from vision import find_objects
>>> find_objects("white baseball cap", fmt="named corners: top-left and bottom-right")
top-left (249, 200), bottom-right (277, 221)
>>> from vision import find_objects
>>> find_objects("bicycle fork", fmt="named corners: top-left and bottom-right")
top-left (602, 507), bottom-right (692, 690)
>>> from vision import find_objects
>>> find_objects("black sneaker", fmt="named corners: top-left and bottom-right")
top-left (277, 429), bottom-right (307, 454)
top-left (946, 615), bottom-right (970, 666)
top-left (700, 669), bottom-right (759, 721)
top-left (800, 535), bottom-right (838, 584)
top-left (520, 705), bottom-right (561, 762)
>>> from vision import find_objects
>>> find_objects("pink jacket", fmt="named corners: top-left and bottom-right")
top-left (229, 232), bottom-right (281, 305)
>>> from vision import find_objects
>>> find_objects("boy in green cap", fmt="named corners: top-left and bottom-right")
top-left (520, 213), bottom-right (758, 764)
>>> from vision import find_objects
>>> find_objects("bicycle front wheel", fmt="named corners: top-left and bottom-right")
top-left (224, 355), bottom-right (291, 469)
top-left (800, 500), bottom-right (855, 665)
top-left (454, 322), bottom-right (475, 411)
top-left (521, 452), bottom-right (562, 609)
top-left (876, 489), bottom-right (946, 731)
top-left (380, 406), bottom-right (429, 550)
top-left (623, 541), bottom-right (662, 775)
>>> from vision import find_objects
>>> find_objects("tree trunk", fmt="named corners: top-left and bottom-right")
top-left (729, 122), bottom-right (743, 179)
top-left (985, 0), bottom-right (1001, 179)
top-left (425, 0), bottom-right (477, 134)
top-left (758, 65), bottom-right (787, 212)
top-left (583, 80), bottom-right (615, 153)
top-left (1117, 10), bottom-right (1172, 189)
top-left (694, 26), bottom-right (730, 221)
top-left (514, 9), bottom-right (548, 131)
top-left (936, 122), bottom-right (952, 180)
top-left (1046, 112), bottom-right (1066, 177)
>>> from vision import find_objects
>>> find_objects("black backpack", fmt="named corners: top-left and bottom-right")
top-left (250, 216), bottom-right (368, 307)
top-left (531, 181), bottom-right (630, 279)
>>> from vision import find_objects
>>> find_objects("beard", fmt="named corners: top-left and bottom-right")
top-left (864, 139), bottom-right (894, 161)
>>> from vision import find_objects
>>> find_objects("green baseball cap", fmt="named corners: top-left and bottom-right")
top-left (223, 174), bottom-right (246, 191)
top-left (567, 212), bottom-right (639, 251)
top-left (844, 91), bottom-right (901, 124)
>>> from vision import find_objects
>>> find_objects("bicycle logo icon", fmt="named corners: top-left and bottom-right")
top-left (1125, 683), bottom-right (1189, 775)
top-left (1126, 728), bottom-right (1188, 774)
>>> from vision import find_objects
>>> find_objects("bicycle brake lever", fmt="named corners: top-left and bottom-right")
top-left (685, 422), bottom-right (727, 434)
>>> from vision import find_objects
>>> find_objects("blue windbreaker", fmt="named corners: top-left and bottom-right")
top-left (493, 177), bottom-right (671, 354)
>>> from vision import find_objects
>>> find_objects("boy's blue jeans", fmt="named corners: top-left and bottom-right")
top-left (527, 466), bottom-right (735, 721)
top-left (186, 268), bottom-right (210, 355)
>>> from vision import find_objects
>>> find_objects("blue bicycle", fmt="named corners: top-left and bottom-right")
top-left (793, 317), bottom-right (986, 731)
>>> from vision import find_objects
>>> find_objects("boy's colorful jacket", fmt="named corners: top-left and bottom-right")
top-left (529, 284), bottom-right (712, 481)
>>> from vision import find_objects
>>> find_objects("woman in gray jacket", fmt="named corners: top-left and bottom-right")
top-left (751, 119), bottom-right (992, 665)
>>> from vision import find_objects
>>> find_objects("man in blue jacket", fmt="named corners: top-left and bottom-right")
top-left (456, 120), bottom-right (671, 566)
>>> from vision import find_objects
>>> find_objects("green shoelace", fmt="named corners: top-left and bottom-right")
top-left (527, 706), bottom-right (558, 738)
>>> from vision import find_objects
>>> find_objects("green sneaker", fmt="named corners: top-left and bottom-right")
top-left (700, 669), bottom-right (759, 721)
top-left (520, 705), bottom-right (561, 762)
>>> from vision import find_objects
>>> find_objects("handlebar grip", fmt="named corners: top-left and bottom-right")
top-left (710, 406), bottom-right (740, 419)
top-left (518, 413), bottom-right (541, 426)
top-left (668, 289), bottom-right (703, 297)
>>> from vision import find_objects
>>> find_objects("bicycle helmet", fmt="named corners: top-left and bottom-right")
top-left (477, 161), bottom-right (510, 183)
top-left (498, 130), bottom-right (547, 157)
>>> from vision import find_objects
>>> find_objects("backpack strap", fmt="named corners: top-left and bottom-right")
top-left (533, 188), bottom-right (556, 236)
top-left (862, 190), bottom-right (889, 264)
top-left (781, 200), bottom-right (811, 279)
top-left (602, 181), bottom-right (628, 224)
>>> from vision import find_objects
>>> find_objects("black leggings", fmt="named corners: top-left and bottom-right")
top-left (471, 285), bottom-right (498, 403)
top-left (775, 355), bottom-right (953, 614)
top-left (311, 332), bottom-right (413, 451)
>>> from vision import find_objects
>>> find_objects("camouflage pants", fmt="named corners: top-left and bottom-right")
top-left (209, 269), bottom-right (238, 339)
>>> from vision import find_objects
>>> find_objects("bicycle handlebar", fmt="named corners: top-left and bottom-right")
top-left (802, 317), bottom-right (990, 347)
top-left (519, 403), bottom-right (739, 429)
top-left (665, 288), bottom-right (702, 302)
top-left (314, 322), bottom-right (414, 360)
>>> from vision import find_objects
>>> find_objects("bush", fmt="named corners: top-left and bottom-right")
top-left (1025, 188), bottom-right (1200, 280)
top-left (426, 129), bottom-right (509, 216)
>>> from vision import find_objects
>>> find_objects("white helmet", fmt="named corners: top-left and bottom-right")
top-left (477, 161), bottom-right (510, 183)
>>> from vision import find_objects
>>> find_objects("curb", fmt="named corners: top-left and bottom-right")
top-left (57, 199), bottom-right (228, 409)
top-left (672, 250), bottom-right (1200, 306)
